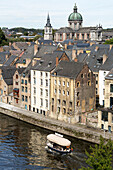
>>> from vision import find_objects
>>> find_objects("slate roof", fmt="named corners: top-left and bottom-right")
top-left (16, 45), bottom-right (34, 64)
top-left (4, 55), bottom-right (18, 66)
top-left (12, 42), bottom-right (28, 50)
top-left (0, 52), bottom-right (10, 65)
top-left (52, 60), bottom-right (84, 79)
top-left (33, 51), bottom-right (69, 72)
top-left (2, 66), bottom-right (17, 85)
top-left (2, 67), bottom-right (25, 85)
top-left (76, 44), bottom-right (110, 72)
top-left (105, 68), bottom-right (113, 80)
top-left (35, 45), bottom-right (57, 58)
top-left (100, 47), bottom-right (113, 71)
top-left (56, 27), bottom-right (75, 33)
top-left (3, 45), bottom-right (16, 52)
top-left (38, 39), bottom-right (54, 45)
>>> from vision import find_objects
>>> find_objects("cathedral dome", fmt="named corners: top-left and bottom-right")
top-left (68, 3), bottom-right (83, 21)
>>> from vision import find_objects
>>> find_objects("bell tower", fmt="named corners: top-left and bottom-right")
top-left (44, 14), bottom-right (53, 40)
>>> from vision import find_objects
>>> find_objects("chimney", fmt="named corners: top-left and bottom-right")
top-left (95, 46), bottom-right (99, 51)
top-left (64, 44), bottom-right (67, 50)
top-left (69, 41), bottom-right (72, 45)
top-left (103, 54), bottom-right (108, 64)
top-left (72, 49), bottom-right (77, 60)
top-left (110, 45), bottom-right (113, 50)
top-left (32, 59), bottom-right (37, 66)
top-left (56, 57), bottom-right (59, 67)
top-left (34, 44), bottom-right (38, 55)
top-left (74, 58), bottom-right (78, 62)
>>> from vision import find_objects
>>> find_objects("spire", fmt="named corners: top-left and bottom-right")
top-left (46, 13), bottom-right (52, 27)
top-left (73, 3), bottom-right (77, 13)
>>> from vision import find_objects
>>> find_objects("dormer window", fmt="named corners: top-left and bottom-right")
top-left (48, 61), bottom-right (52, 67)
top-left (23, 59), bottom-right (26, 64)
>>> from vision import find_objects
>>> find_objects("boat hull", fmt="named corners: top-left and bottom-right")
top-left (45, 146), bottom-right (71, 155)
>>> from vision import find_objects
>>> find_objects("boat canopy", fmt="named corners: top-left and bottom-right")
top-left (47, 134), bottom-right (71, 146)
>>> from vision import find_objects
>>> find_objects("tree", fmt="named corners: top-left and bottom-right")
top-left (0, 28), bottom-right (8, 46)
top-left (104, 38), bottom-right (113, 44)
top-left (80, 136), bottom-right (113, 170)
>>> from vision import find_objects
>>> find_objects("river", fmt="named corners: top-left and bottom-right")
top-left (0, 113), bottom-right (94, 170)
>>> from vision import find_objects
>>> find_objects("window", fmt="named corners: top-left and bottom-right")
top-left (69, 102), bottom-right (72, 107)
top-left (63, 100), bottom-right (66, 106)
top-left (59, 81), bottom-right (61, 85)
top-left (59, 89), bottom-right (61, 94)
top-left (52, 105), bottom-right (54, 112)
top-left (22, 86), bottom-right (24, 92)
top-left (110, 84), bottom-right (113, 92)
top-left (41, 79), bottom-right (43, 86)
top-left (54, 80), bottom-right (57, 85)
top-left (77, 82), bottom-right (80, 87)
top-left (40, 88), bottom-right (43, 96)
top-left (33, 71), bottom-right (35, 76)
top-left (63, 90), bottom-right (65, 95)
top-left (25, 80), bottom-right (27, 85)
top-left (23, 73), bottom-right (25, 78)
top-left (87, 81), bottom-right (91, 86)
top-left (46, 79), bottom-right (48, 87)
top-left (67, 91), bottom-right (69, 96)
top-left (16, 74), bottom-right (18, 79)
top-left (77, 101), bottom-right (80, 106)
top-left (34, 87), bottom-right (36, 94)
top-left (45, 99), bottom-right (48, 107)
top-left (22, 95), bottom-right (24, 101)
top-left (16, 82), bottom-right (18, 85)
top-left (34, 78), bottom-right (36, 84)
top-left (55, 89), bottom-right (57, 94)
top-left (77, 92), bottom-right (79, 96)
top-left (67, 82), bottom-right (69, 87)
top-left (40, 98), bottom-right (43, 106)
top-left (25, 87), bottom-right (27, 93)
top-left (81, 74), bottom-right (84, 78)
top-left (63, 108), bottom-right (66, 114)
top-left (102, 111), bottom-right (108, 121)
top-left (96, 81), bottom-right (98, 84)
top-left (87, 73), bottom-right (90, 78)
top-left (45, 89), bottom-right (48, 97)
top-left (25, 96), bottom-right (28, 102)
top-left (21, 79), bottom-right (24, 84)
top-left (46, 73), bottom-right (48, 77)
top-left (40, 72), bottom-right (43, 77)
top-left (34, 96), bottom-right (36, 105)
top-left (52, 98), bottom-right (54, 104)
top-left (58, 107), bottom-right (60, 113)
top-left (96, 88), bottom-right (98, 95)
top-left (103, 89), bottom-right (105, 95)
top-left (58, 99), bottom-right (60, 105)
top-left (23, 59), bottom-right (26, 64)
top-left (63, 81), bottom-right (65, 86)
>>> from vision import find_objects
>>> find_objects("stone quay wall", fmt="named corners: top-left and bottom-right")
top-left (0, 102), bottom-right (113, 144)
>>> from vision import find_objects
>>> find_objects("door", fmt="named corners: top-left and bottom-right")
top-left (108, 126), bottom-right (111, 133)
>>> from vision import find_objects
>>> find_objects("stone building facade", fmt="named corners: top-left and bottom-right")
top-left (50, 61), bottom-right (95, 124)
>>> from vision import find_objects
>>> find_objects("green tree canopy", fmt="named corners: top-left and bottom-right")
top-left (104, 38), bottom-right (113, 44)
top-left (80, 136), bottom-right (113, 170)
top-left (0, 28), bottom-right (8, 46)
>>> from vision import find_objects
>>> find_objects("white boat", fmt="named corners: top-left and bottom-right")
top-left (45, 133), bottom-right (72, 154)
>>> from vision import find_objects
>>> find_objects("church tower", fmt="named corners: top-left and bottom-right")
top-left (44, 14), bottom-right (53, 40)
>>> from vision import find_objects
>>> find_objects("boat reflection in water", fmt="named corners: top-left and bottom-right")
top-left (45, 133), bottom-right (72, 155)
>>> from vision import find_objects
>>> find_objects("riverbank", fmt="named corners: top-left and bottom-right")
top-left (0, 102), bottom-right (112, 144)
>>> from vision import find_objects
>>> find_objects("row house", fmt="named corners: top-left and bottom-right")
top-left (0, 66), bottom-right (16, 104)
top-left (50, 61), bottom-right (95, 124)
top-left (31, 51), bottom-right (70, 116)
top-left (13, 68), bottom-right (25, 107)
top-left (20, 63), bottom-right (32, 110)
top-left (98, 68), bottom-right (113, 132)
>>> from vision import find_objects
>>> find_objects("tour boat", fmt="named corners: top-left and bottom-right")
top-left (45, 133), bottom-right (72, 154)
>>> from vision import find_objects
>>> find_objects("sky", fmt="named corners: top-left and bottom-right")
top-left (0, 0), bottom-right (113, 29)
